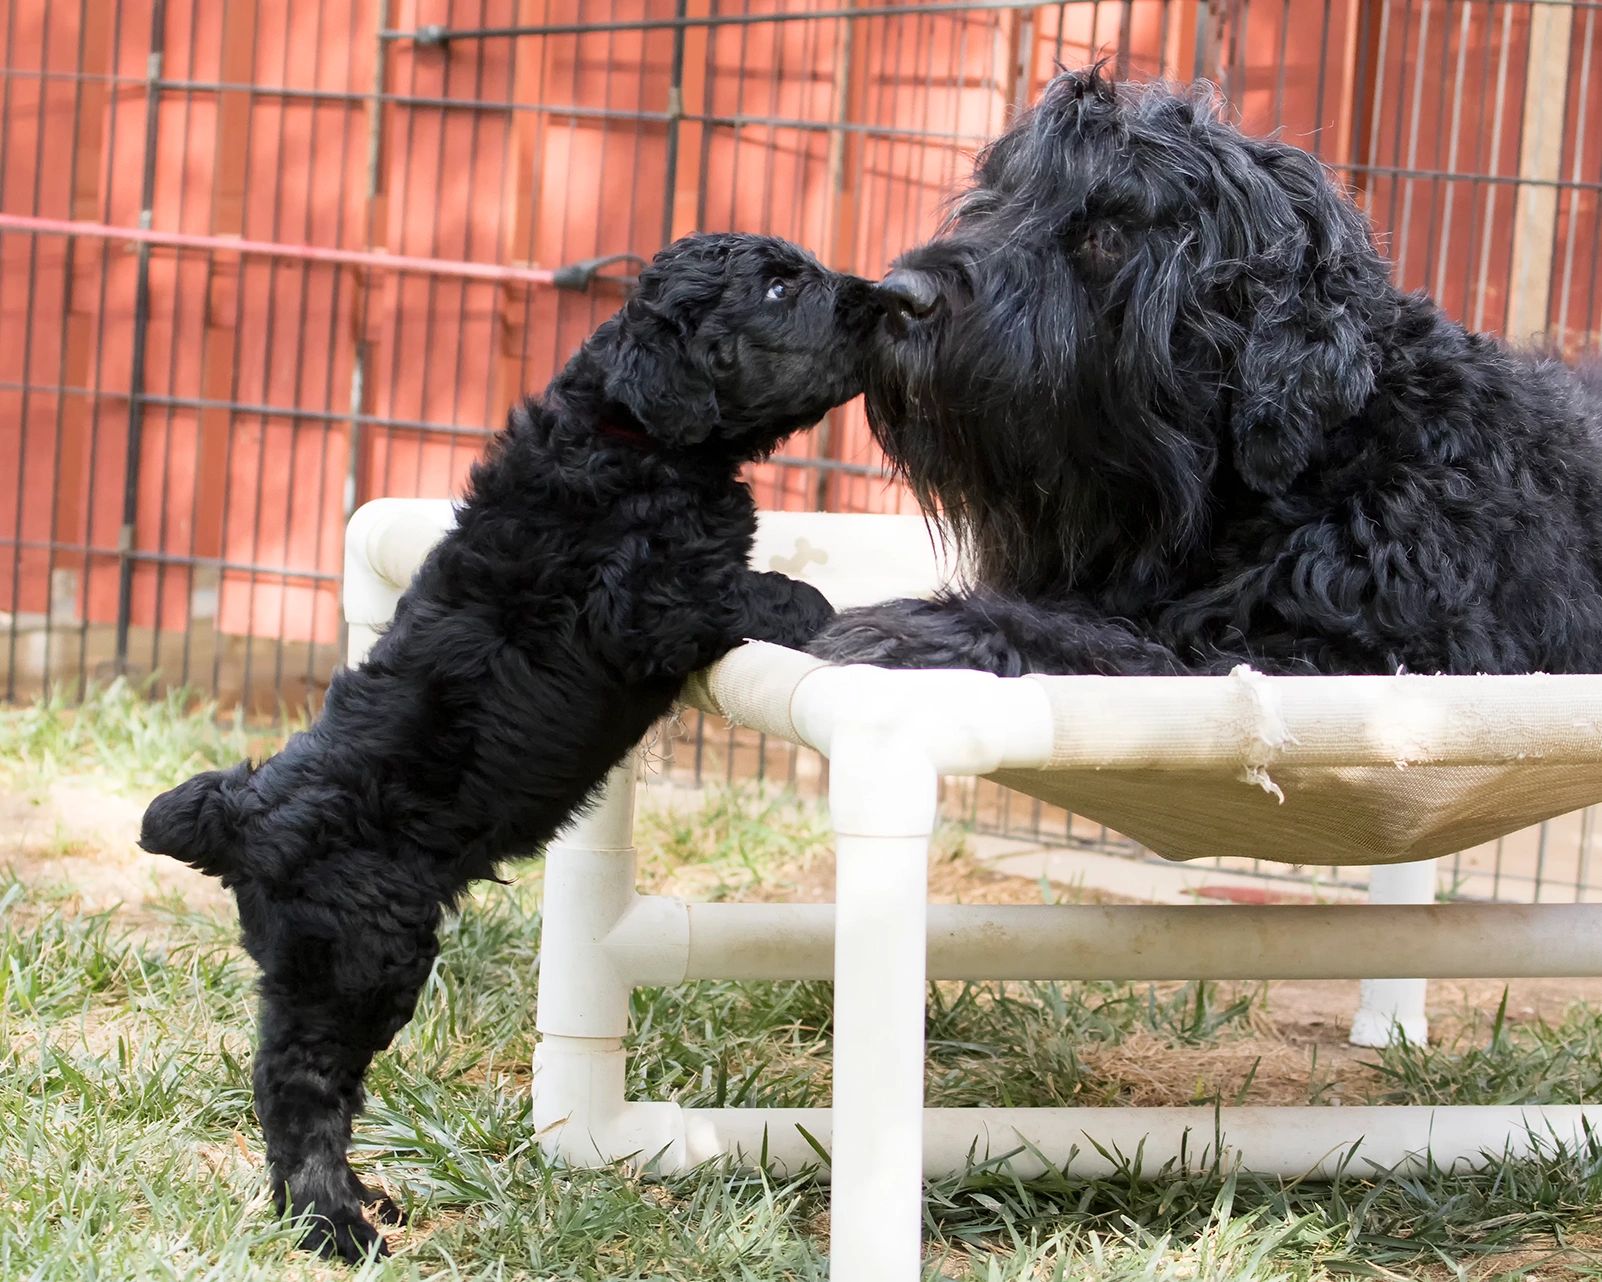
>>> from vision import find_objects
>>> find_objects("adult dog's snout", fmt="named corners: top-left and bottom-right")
top-left (876, 269), bottom-right (940, 333)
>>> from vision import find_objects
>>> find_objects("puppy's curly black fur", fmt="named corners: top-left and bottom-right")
top-left (140, 232), bottom-right (880, 1259)
top-left (813, 66), bottom-right (1602, 677)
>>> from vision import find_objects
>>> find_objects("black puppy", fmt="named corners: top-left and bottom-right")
top-left (814, 66), bottom-right (1602, 677)
top-left (140, 232), bottom-right (879, 1259)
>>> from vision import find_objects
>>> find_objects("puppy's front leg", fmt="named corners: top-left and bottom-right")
top-left (730, 569), bottom-right (836, 650)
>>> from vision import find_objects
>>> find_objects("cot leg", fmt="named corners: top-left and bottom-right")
top-left (1349, 859), bottom-right (1436, 1048)
top-left (827, 743), bottom-right (938, 1282)
top-left (533, 757), bottom-right (640, 1161)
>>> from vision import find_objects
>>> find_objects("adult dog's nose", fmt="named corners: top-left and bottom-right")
top-left (876, 269), bottom-right (939, 328)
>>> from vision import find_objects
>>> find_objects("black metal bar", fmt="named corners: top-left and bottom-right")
top-left (1311, 0), bottom-right (1332, 156)
top-left (234, 1), bottom-right (289, 700)
top-left (73, 0), bottom-right (136, 696)
top-left (1, 0), bottom-right (1594, 70)
top-left (384, 0), bottom-right (1079, 44)
top-left (1271, 0), bottom-right (1290, 127)
top-left (662, 0), bottom-right (688, 247)
top-left (43, 5), bottom-right (99, 695)
top-left (0, 386), bottom-right (890, 478)
top-left (294, 0), bottom-right (352, 693)
top-left (4, 0), bottom-right (42, 701)
top-left (0, 537), bottom-right (341, 583)
top-left (207, 2), bottom-right (262, 701)
top-left (262, 0), bottom-right (313, 701)
top-left (345, 0), bottom-right (390, 560)
top-left (1191, 0), bottom-right (1212, 81)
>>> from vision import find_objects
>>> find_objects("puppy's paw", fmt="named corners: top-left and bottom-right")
top-left (741, 572), bottom-right (837, 649)
top-left (360, 1183), bottom-right (406, 1226)
top-left (276, 1170), bottom-right (392, 1261)
top-left (302, 1206), bottom-right (389, 1262)
top-left (767, 579), bottom-right (836, 648)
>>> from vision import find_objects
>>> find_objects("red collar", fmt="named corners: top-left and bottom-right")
top-left (597, 417), bottom-right (655, 449)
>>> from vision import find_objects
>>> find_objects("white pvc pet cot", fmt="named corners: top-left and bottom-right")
top-left (345, 497), bottom-right (1602, 1282)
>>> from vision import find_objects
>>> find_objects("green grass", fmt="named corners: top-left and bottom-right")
top-left (0, 676), bottom-right (299, 796)
top-left (8, 869), bottom-right (1602, 1281)
top-left (4, 687), bottom-right (1602, 1278)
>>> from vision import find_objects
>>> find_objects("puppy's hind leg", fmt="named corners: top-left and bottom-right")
top-left (240, 875), bottom-right (448, 1261)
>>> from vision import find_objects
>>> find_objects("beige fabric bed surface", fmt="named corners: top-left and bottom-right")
top-left (685, 644), bottom-right (1602, 868)
top-left (987, 762), bottom-right (1601, 866)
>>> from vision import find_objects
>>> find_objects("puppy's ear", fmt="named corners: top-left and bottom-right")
top-left (595, 238), bottom-right (731, 446)
top-left (597, 308), bottom-right (720, 446)
top-left (1228, 144), bottom-right (1384, 495)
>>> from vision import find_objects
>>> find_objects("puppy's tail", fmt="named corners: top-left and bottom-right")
top-left (138, 760), bottom-right (258, 881)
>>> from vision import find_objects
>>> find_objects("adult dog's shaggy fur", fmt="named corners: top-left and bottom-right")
top-left (140, 233), bottom-right (879, 1259)
top-left (813, 66), bottom-right (1602, 676)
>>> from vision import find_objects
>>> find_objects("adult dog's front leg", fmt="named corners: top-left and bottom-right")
top-left (809, 591), bottom-right (1190, 676)
top-left (240, 877), bottom-right (444, 1260)
top-left (808, 595), bottom-right (1028, 673)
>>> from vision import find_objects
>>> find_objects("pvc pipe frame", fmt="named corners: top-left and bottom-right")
top-left (1351, 860), bottom-right (1438, 1048)
top-left (534, 767), bottom-right (1602, 1282)
top-left (342, 500), bottom-right (1602, 1282)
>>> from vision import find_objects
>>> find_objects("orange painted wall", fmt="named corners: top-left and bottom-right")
top-left (3, 0), bottom-right (1599, 661)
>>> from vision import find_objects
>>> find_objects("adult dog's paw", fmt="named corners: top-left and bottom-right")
top-left (807, 599), bottom-right (956, 667)
top-left (808, 598), bottom-right (1025, 675)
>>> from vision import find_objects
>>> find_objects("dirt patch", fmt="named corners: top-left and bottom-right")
top-left (0, 774), bottom-right (229, 917)
top-left (702, 836), bottom-right (1121, 908)
top-left (1075, 1026), bottom-right (1384, 1107)
top-left (1411, 1235), bottom-right (1602, 1280)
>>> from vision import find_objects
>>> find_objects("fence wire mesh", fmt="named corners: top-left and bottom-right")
top-left (3, 0), bottom-right (1600, 903)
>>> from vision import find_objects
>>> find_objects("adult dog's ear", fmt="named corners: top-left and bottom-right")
top-left (1228, 142), bottom-right (1384, 495)
top-left (598, 304), bottom-right (720, 446)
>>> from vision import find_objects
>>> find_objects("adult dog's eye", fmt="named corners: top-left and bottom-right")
top-left (764, 278), bottom-right (791, 302)
top-left (1073, 224), bottom-right (1125, 274)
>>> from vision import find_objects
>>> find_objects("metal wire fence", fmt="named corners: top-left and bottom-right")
top-left (3, 0), bottom-right (1599, 903)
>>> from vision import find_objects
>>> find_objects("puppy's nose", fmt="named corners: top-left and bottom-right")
top-left (876, 269), bottom-right (939, 324)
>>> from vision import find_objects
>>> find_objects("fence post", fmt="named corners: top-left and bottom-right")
top-left (664, 0), bottom-right (712, 241)
top-left (113, 0), bottom-right (167, 675)
top-left (818, 6), bottom-right (866, 512)
top-left (193, 0), bottom-right (258, 695)
top-left (49, 0), bottom-right (116, 696)
top-left (492, 0), bottom-right (551, 426)
top-left (1506, 0), bottom-right (1575, 342)
top-left (344, 0), bottom-right (391, 580)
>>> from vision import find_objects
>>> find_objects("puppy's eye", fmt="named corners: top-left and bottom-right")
top-left (764, 278), bottom-right (791, 302)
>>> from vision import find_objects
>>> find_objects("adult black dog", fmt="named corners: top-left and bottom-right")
top-left (812, 66), bottom-right (1602, 677)
top-left (140, 232), bottom-right (878, 1259)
